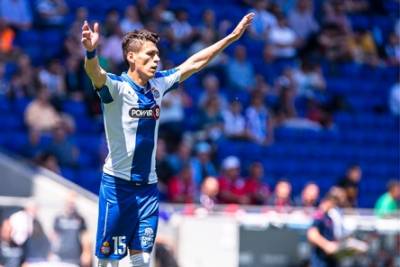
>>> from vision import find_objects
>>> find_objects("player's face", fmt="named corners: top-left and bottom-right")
top-left (132, 41), bottom-right (160, 79)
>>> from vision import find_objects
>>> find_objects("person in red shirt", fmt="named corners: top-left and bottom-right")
top-left (167, 164), bottom-right (196, 203)
top-left (268, 179), bottom-right (293, 209)
top-left (243, 162), bottom-right (270, 205)
top-left (218, 156), bottom-right (250, 204)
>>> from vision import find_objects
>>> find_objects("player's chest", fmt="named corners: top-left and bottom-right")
top-left (120, 85), bottom-right (162, 120)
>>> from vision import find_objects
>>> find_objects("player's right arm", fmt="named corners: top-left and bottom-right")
top-left (81, 20), bottom-right (107, 88)
top-left (307, 226), bottom-right (339, 255)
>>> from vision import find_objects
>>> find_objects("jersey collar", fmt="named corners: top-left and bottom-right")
top-left (121, 72), bottom-right (150, 93)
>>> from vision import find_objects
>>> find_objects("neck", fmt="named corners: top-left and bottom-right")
top-left (127, 68), bottom-right (148, 87)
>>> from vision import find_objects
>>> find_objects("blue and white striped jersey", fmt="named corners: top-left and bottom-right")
top-left (97, 68), bottom-right (181, 184)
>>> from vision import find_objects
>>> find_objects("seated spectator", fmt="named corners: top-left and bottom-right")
top-left (100, 25), bottom-right (124, 71)
top-left (273, 77), bottom-right (298, 124)
top-left (218, 156), bottom-right (249, 204)
top-left (0, 218), bottom-right (25, 266)
top-left (167, 140), bottom-right (192, 175)
top-left (156, 139), bottom-right (175, 201)
top-left (389, 79), bottom-right (400, 116)
top-left (21, 129), bottom-right (45, 159)
top-left (53, 192), bottom-right (92, 267)
top-left (248, 0), bottom-right (277, 40)
top-left (197, 97), bottom-right (224, 141)
top-left (168, 9), bottom-right (195, 49)
top-left (222, 100), bottom-right (248, 140)
top-left (323, 0), bottom-right (352, 33)
top-left (67, 6), bottom-right (88, 37)
top-left (167, 164), bottom-right (196, 203)
top-left (0, 19), bottom-right (15, 58)
top-left (348, 27), bottom-right (379, 65)
top-left (199, 176), bottom-right (219, 210)
top-left (269, 14), bottom-right (299, 59)
top-left (374, 180), bottom-right (400, 217)
top-left (24, 87), bottom-right (61, 132)
top-left (15, 54), bottom-right (37, 97)
top-left (288, 0), bottom-right (319, 42)
top-left (243, 162), bottom-right (270, 205)
top-left (245, 90), bottom-right (274, 145)
top-left (35, 0), bottom-right (69, 28)
top-left (0, 0), bottom-right (32, 30)
top-left (295, 182), bottom-right (320, 208)
top-left (48, 123), bottom-right (79, 168)
top-left (385, 32), bottom-right (400, 66)
top-left (226, 45), bottom-right (255, 91)
top-left (120, 5), bottom-right (143, 34)
top-left (198, 74), bottom-right (227, 110)
top-left (38, 59), bottom-right (66, 99)
top-left (292, 60), bottom-right (326, 98)
top-left (268, 179), bottom-right (293, 208)
top-left (64, 56), bottom-right (85, 98)
top-left (197, 9), bottom-right (217, 34)
top-left (337, 164), bottom-right (362, 208)
top-left (190, 142), bottom-right (217, 186)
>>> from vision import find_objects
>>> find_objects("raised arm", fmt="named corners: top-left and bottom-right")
top-left (177, 13), bottom-right (254, 82)
top-left (81, 21), bottom-right (107, 88)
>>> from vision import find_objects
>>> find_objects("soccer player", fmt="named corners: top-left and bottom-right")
top-left (81, 12), bottom-right (254, 267)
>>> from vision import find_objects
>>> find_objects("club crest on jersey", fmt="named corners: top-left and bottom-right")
top-left (141, 228), bottom-right (154, 248)
top-left (151, 87), bottom-right (160, 99)
top-left (100, 241), bottom-right (111, 255)
top-left (129, 105), bottom-right (160, 120)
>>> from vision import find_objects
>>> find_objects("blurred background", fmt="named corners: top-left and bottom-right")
top-left (0, 0), bottom-right (399, 266)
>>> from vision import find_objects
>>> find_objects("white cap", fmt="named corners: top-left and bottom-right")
top-left (222, 156), bottom-right (240, 170)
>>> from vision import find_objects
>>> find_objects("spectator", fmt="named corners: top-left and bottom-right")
top-left (0, 19), bottom-right (15, 58)
top-left (190, 142), bottom-right (217, 186)
top-left (248, 0), bottom-right (277, 40)
top-left (222, 100), bottom-right (248, 140)
top-left (374, 180), bottom-right (400, 217)
top-left (100, 25), bottom-right (124, 70)
top-left (324, 0), bottom-right (352, 33)
top-left (167, 163), bottom-right (196, 203)
top-left (0, 0), bottom-right (32, 30)
top-left (198, 9), bottom-right (217, 34)
top-left (199, 176), bottom-right (219, 210)
top-left (198, 74), bottom-right (227, 110)
top-left (67, 7), bottom-right (88, 38)
top-left (38, 59), bottom-right (66, 99)
top-left (120, 5), bottom-right (143, 34)
top-left (288, 0), bottom-right (319, 41)
top-left (292, 60), bottom-right (326, 98)
top-left (337, 164), bottom-right (362, 208)
top-left (168, 9), bottom-right (194, 49)
top-left (226, 45), bottom-right (255, 91)
top-left (269, 14), bottom-right (299, 59)
top-left (218, 156), bottom-right (249, 204)
top-left (53, 192), bottom-right (92, 267)
top-left (156, 138), bottom-right (175, 200)
top-left (102, 8), bottom-right (120, 37)
top-left (385, 32), bottom-right (400, 66)
top-left (273, 79), bottom-right (298, 124)
top-left (167, 140), bottom-right (192, 175)
top-left (389, 78), bottom-right (400, 116)
top-left (35, 0), bottom-right (69, 28)
top-left (48, 123), bottom-right (79, 168)
top-left (307, 193), bottom-right (340, 267)
top-left (197, 97), bottom-right (224, 141)
top-left (348, 27), bottom-right (379, 65)
top-left (21, 129), bottom-right (45, 159)
top-left (36, 152), bottom-right (61, 173)
top-left (24, 87), bottom-right (61, 132)
top-left (245, 90), bottom-right (274, 145)
top-left (64, 56), bottom-right (85, 98)
top-left (295, 182), bottom-right (320, 208)
top-left (15, 54), bottom-right (37, 97)
top-left (268, 179), bottom-right (293, 208)
top-left (243, 162), bottom-right (270, 205)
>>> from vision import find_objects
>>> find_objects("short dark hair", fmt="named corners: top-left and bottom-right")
top-left (121, 29), bottom-right (160, 61)
top-left (387, 180), bottom-right (400, 191)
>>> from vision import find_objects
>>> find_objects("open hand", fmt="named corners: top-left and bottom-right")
top-left (230, 13), bottom-right (255, 41)
top-left (81, 20), bottom-right (100, 52)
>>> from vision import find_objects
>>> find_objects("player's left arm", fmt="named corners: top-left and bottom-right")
top-left (177, 13), bottom-right (254, 82)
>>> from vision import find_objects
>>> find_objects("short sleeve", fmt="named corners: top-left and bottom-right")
top-left (153, 68), bottom-right (181, 96)
top-left (95, 73), bottom-right (123, 104)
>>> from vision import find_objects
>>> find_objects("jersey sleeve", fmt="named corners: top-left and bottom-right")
top-left (95, 73), bottom-right (123, 104)
top-left (153, 68), bottom-right (181, 96)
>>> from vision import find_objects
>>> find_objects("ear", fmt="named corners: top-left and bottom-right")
top-left (127, 51), bottom-right (135, 64)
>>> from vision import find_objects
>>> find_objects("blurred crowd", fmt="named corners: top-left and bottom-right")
top-left (0, 193), bottom-right (92, 267)
top-left (0, 0), bottom-right (398, 213)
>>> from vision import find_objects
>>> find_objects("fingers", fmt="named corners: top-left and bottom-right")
top-left (93, 22), bottom-right (100, 34)
top-left (82, 20), bottom-right (90, 31)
